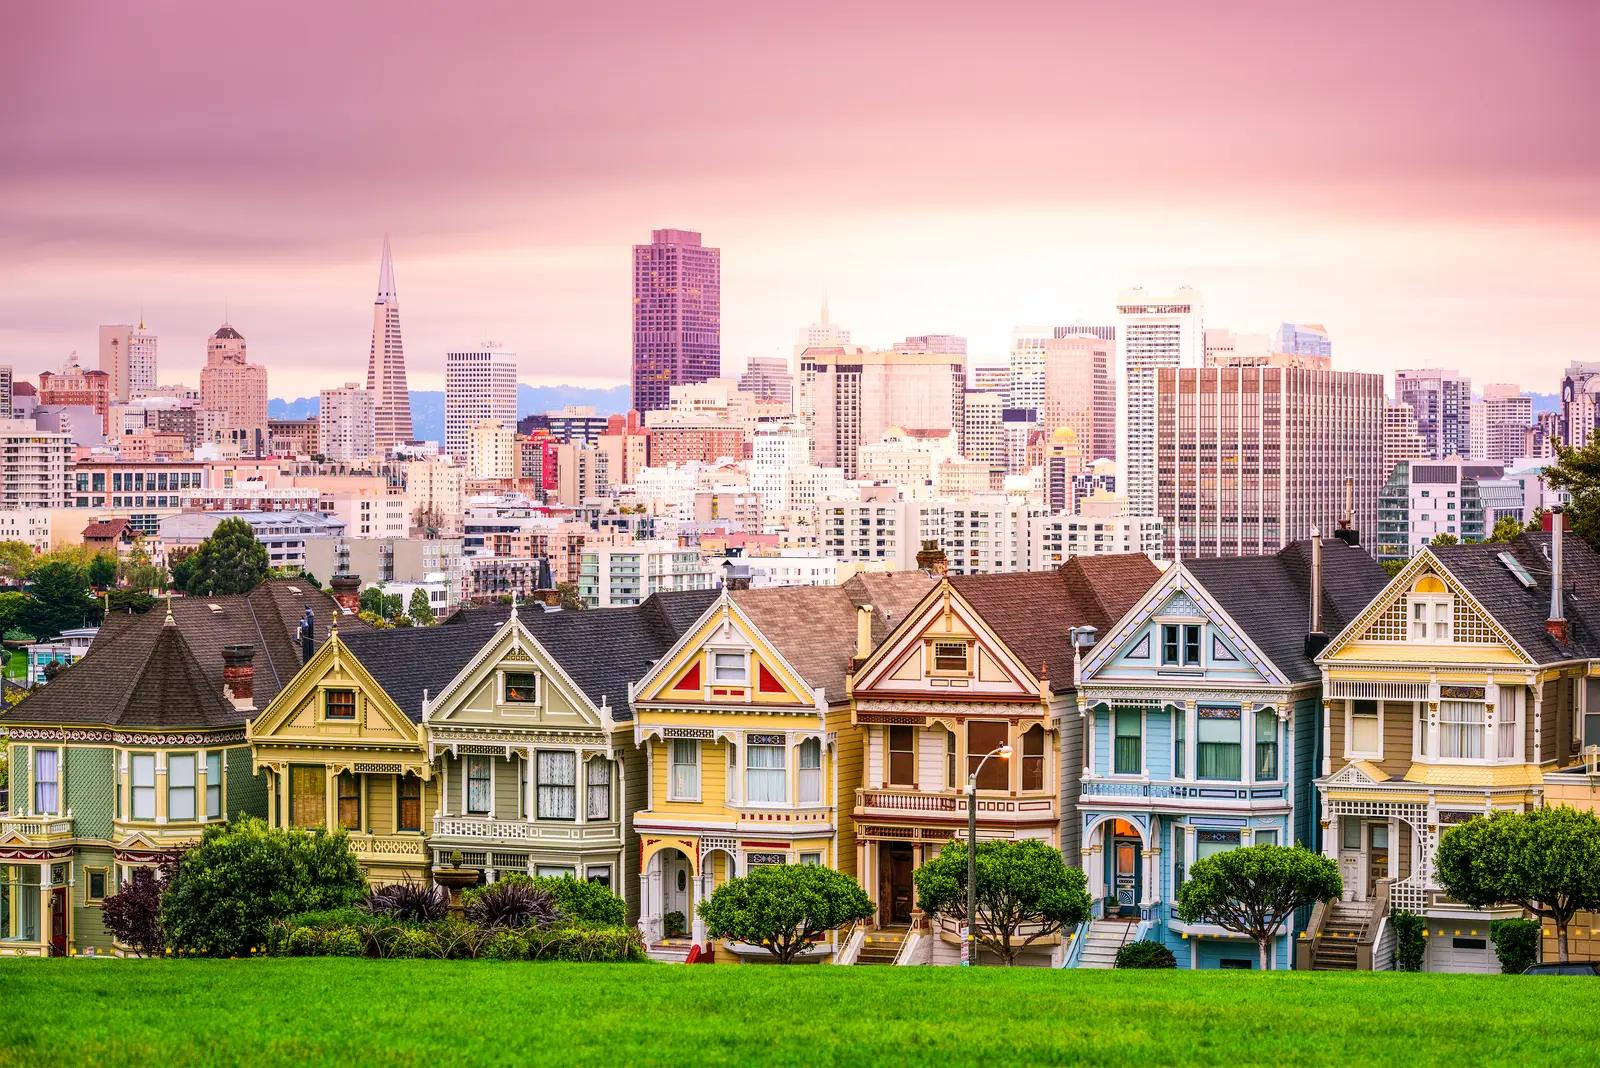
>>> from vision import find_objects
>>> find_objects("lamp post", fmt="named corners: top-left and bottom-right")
top-left (964, 742), bottom-right (1012, 967)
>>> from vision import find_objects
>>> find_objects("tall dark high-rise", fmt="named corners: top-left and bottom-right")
top-left (632, 228), bottom-right (720, 413)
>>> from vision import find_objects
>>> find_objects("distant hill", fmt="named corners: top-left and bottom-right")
top-left (1527, 392), bottom-right (1559, 416)
top-left (268, 384), bottom-right (631, 444)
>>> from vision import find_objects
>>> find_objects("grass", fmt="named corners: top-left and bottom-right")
top-left (0, 959), bottom-right (1591, 1066)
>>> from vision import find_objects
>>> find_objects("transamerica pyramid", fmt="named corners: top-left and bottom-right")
top-left (366, 236), bottom-right (414, 447)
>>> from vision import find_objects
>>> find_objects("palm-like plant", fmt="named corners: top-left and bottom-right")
top-left (363, 880), bottom-right (449, 922)
top-left (464, 880), bottom-right (563, 929)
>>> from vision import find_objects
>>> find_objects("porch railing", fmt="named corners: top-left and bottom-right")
top-left (0, 815), bottom-right (74, 840)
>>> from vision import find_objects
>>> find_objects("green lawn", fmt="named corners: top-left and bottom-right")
top-left (0, 959), bottom-right (1589, 1066)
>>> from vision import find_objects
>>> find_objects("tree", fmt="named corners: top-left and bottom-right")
top-left (914, 839), bottom-right (1091, 966)
top-left (160, 817), bottom-right (366, 957)
top-left (87, 553), bottom-right (117, 589)
top-left (1430, 532), bottom-right (1459, 547)
top-left (556, 582), bottom-right (584, 611)
top-left (359, 586), bottom-right (404, 620)
top-left (1435, 806), bottom-right (1600, 962)
top-left (698, 863), bottom-right (873, 964)
top-left (168, 547), bottom-right (199, 593)
top-left (1379, 559), bottom-right (1406, 579)
top-left (101, 850), bottom-right (185, 957)
top-left (1487, 514), bottom-right (1526, 544)
top-left (0, 591), bottom-right (25, 635)
top-left (21, 560), bottom-right (101, 639)
top-left (407, 588), bottom-right (436, 626)
top-left (1175, 844), bottom-right (1341, 970)
top-left (0, 541), bottom-right (36, 584)
top-left (183, 518), bottom-right (269, 596)
top-left (1545, 441), bottom-right (1600, 549)
top-left (118, 544), bottom-right (167, 592)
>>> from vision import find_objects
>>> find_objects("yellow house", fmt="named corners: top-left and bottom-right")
top-left (628, 574), bottom-right (931, 955)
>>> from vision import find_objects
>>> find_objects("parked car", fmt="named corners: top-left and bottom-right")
top-left (1522, 962), bottom-right (1600, 976)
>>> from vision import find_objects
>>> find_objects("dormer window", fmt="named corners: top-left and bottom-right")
top-left (712, 651), bottom-right (747, 684)
top-left (1408, 576), bottom-right (1452, 642)
top-left (931, 641), bottom-right (970, 674)
top-left (1161, 624), bottom-right (1202, 667)
top-left (504, 672), bottom-right (538, 703)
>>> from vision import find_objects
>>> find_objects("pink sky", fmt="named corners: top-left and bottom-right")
top-left (2, 1), bottom-right (1596, 396)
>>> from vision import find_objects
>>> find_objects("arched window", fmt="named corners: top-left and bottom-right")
top-left (1408, 575), bottom-right (1452, 643)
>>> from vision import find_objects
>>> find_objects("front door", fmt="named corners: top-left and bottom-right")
top-left (49, 887), bottom-right (67, 956)
top-left (1367, 824), bottom-right (1390, 898)
top-left (1111, 836), bottom-right (1142, 918)
top-left (879, 843), bottom-right (914, 925)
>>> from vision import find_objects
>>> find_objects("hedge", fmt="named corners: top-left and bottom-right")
top-left (267, 914), bottom-right (643, 962)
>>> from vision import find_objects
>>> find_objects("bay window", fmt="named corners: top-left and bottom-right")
top-left (669, 740), bottom-right (700, 801)
top-left (537, 751), bottom-right (576, 820)
top-left (746, 736), bottom-right (787, 803)
top-left (1197, 708), bottom-right (1242, 781)
top-left (1173, 706), bottom-right (1186, 778)
top-left (466, 755), bottom-right (492, 815)
top-left (131, 754), bottom-right (157, 820)
top-left (1113, 709), bottom-right (1141, 775)
top-left (797, 738), bottom-right (821, 804)
top-left (888, 725), bottom-right (915, 786)
top-left (968, 721), bottom-right (1009, 789)
top-left (1196, 829), bottom-right (1241, 860)
top-left (32, 749), bottom-right (58, 815)
top-left (1439, 701), bottom-right (1486, 759)
top-left (0, 865), bottom-right (41, 941)
top-left (586, 758), bottom-right (611, 820)
top-left (168, 754), bottom-right (197, 821)
top-left (205, 752), bottom-right (223, 820)
top-left (1254, 710), bottom-right (1278, 780)
top-left (1020, 725), bottom-right (1044, 790)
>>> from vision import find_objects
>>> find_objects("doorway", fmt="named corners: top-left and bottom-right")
top-left (49, 887), bottom-right (67, 956)
top-left (1367, 824), bottom-right (1389, 898)
top-left (878, 842), bottom-right (914, 926)
top-left (1108, 821), bottom-right (1142, 918)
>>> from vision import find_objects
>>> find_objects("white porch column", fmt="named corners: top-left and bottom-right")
top-left (1082, 711), bottom-right (1094, 777)
top-left (1143, 840), bottom-right (1160, 908)
top-left (690, 858), bottom-right (707, 945)
top-left (525, 746), bottom-right (536, 823)
top-left (575, 749), bottom-right (587, 825)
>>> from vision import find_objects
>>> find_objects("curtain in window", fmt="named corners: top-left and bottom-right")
top-left (467, 756), bottom-right (493, 814)
top-left (1254, 710), bottom-right (1278, 780)
top-left (1113, 709), bottom-right (1141, 775)
top-left (168, 755), bottom-right (197, 821)
top-left (32, 749), bottom-right (58, 814)
top-left (1197, 710), bottom-right (1242, 780)
top-left (1440, 701), bottom-right (1485, 759)
top-left (747, 744), bottom-right (787, 803)
top-left (1172, 706), bottom-right (1186, 778)
top-left (290, 766), bottom-right (326, 829)
top-left (538, 751), bottom-right (577, 820)
top-left (797, 738), bottom-right (821, 803)
top-left (968, 721), bottom-right (1010, 789)
top-left (670, 740), bottom-right (699, 798)
top-left (1020, 725), bottom-right (1044, 790)
top-left (397, 775), bottom-right (422, 832)
top-left (337, 771), bottom-right (361, 830)
top-left (586, 758), bottom-right (611, 820)
top-left (1497, 698), bottom-right (1519, 759)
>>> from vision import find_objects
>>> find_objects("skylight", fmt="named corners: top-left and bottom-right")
top-left (1497, 552), bottom-right (1536, 589)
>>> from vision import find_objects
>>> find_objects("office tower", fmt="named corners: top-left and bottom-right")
top-left (98, 322), bottom-right (158, 403)
top-left (1470, 384), bottom-right (1533, 464)
top-left (445, 343), bottom-right (518, 461)
top-left (968, 365), bottom-right (1009, 398)
top-left (1274, 323), bottom-right (1333, 358)
top-left (0, 418), bottom-right (72, 507)
top-left (0, 367), bottom-right (12, 420)
top-left (1000, 407), bottom-right (1037, 475)
top-left (318, 383), bottom-right (375, 461)
top-left (366, 237), bottom-right (415, 448)
top-left (632, 228), bottom-right (720, 413)
top-left (1202, 328), bottom-right (1271, 363)
top-left (1560, 361), bottom-right (1600, 448)
top-left (1054, 324), bottom-right (1116, 342)
top-left (894, 334), bottom-right (966, 356)
top-left (1154, 363), bottom-right (1383, 558)
top-left (794, 297), bottom-right (849, 355)
top-left (1118, 286), bottom-right (1204, 518)
top-left (468, 419), bottom-right (518, 480)
top-left (805, 345), bottom-right (967, 479)
top-left (1007, 327), bottom-right (1050, 418)
top-left (962, 390), bottom-right (1005, 469)
top-left (1394, 368), bottom-right (1471, 459)
top-left (1040, 334), bottom-right (1113, 464)
top-left (1383, 401), bottom-right (1430, 473)
top-left (198, 324), bottom-right (269, 450)
top-left (737, 356), bottom-right (794, 405)
top-left (1043, 428), bottom-right (1086, 511)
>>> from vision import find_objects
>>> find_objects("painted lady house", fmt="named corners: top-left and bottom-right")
top-left (1073, 537), bottom-right (1385, 969)
top-left (628, 574), bottom-right (932, 958)
top-left (845, 555), bottom-right (1159, 966)
top-left (0, 579), bottom-right (343, 955)
top-left (1312, 513), bottom-right (1599, 973)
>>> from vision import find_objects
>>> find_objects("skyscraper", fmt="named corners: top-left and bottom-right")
top-left (198, 324), bottom-right (268, 452)
top-left (1469, 384), bottom-right (1533, 464)
top-left (366, 237), bottom-right (414, 448)
top-left (1560, 361), bottom-right (1600, 448)
top-left (1395, 368), bottom-right (1471, 459)
top-left (318, 383), bottom-right (375, 461)
top-left (445, 343), bottom-right (518, 461)
top-left (805, 345), bottom-right (966, 478)
top-left (737, 356), bottom-right (794, 405)
top-left (1117, 286), bottom-right (1204, 518)
top-left (98, 322), bottom-right (158, 403)
top-left (1040, 334), bottom-right (1114, 465)
top-left (794, 297), bottom-right (849, 355)
top-left (632, 228), bottom-right (720, 413)
top-left (1274, 322), bottom-right (1333, 358)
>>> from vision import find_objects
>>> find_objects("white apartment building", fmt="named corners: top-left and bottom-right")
top-left (1007, 327), bottom-right (1051, 417)
top-left (467, 419), bottom-right (518, 481)
top-left (1468, 384), bottom-right (1533, 464)
top-left (577, 541), bottom-right (713, 607)
top-left (750, 423), bottom-right (812, 516)
top-left (1117, 286), bottom-right (1203, 518)
top-left (857, 428), bottom-right (959, 494)
top-left (99, 323), bottom-right (158, 403)
top-left (157, 510), bottom-right (346, 569)
top-left (445, 344), bottom-right (518, 461)
top-left (1030, 495), bottom-right (1165, 566)
top-left (403, 458), bottom-right (466, 536)
top-left (963, 390), bottom-right (1004, 469)
top-left (704, 551), bottom-right (866, 589)
top-left (803, 345), bottom-right (966, 478)
top-left (318, 383), bottom-right (376, 461)
top-left (0, 509), bottom-right (53, 552)
top-left (321, 489), bottom-right (410, 540)
top-left (0, 420), bottom-right (74, 508)
top-left (815, 492), bottom-right (1044, 575)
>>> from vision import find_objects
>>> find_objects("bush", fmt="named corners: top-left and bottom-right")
top-left (463, 879), bottom-right (563, 930)
top-left (364, 881), bottom-right (449, 922)
top-left (470, 874), bottom-right (625, 927)
top-left (699, 863), bottom-right (875, 964)
top-left (525, 924), bottom-right (645, 962)
top-left (1490, 917), bottom-right (1541, 974)
top-left (324, 927), bottom-right (365, 958)
top-left (101, 853), bottom-right (184, 957)
top-left (390, 927), bottom-right (443, 959)
top-left (663, 911), bottom-right (688, 938)
top-left (159, 817), bottom-right (366, 957)
top-left (484, 930), bottom-right (528, 961)
top-left (1114, 939), bottom-right (1177, 969)
top-left (1391, 910), bottom-right (1426, 972)
top-left (286, 926), bottom-right (324, 957)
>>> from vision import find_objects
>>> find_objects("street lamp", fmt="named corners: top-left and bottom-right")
top-left (965, 742), bottom-right (1012, 967)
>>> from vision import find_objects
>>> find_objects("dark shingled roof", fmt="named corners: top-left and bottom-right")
top-left (1184, 538), bottom-right (1389, 681)
top-left (340, 612), bottom-right (507, 722)
top-left (1431, 531), bottom-right (1600, 663)
top-left (951, 554), bottom-right (1163, 692)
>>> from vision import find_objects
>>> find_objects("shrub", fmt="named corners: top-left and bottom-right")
top-left (525, 924), bottom-right (645, 962)
top-left (470, 874), bottom-right (625, 927)
top-left (390, 927), bottom-right (443, 959)
top-left (160, 818), bottom-right (366, 957)
top-left (699, 863), bottom-right (875, 964)
top-left (1114, 939), bottom-right (1177, 969)
top-left (1490, 917), bottom-right (1542, 974)
top-left (100, 852), bottom-right (184, 957)
top-left (323, 927), bottom-right (364, 958)
top-left (484, 930), bottom-right (528, 962)
top-left (663, 911), bottom-right (688, 938)
top-left (432, 917), bottom-right (493, 960)
top-left (364, 880), bottom-right (449, 922)
top-left (1391, 910), bottom-right (1426, 972)
top-left (287, 926), bottom-right (324, 957)
top-left (464, 879), bottom-right (563, 930)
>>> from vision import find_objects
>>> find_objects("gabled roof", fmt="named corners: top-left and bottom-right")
top-left (1431, 532), bottom-right (1600, 664)
top-left (950, 554), bottom-right (1162, 691)
top-left (340, 610), bottom-right (507, 723)
top-left (81, 518), bottom-right (132, 542)
top-left (1185, 538), bottom-right (1388, 681)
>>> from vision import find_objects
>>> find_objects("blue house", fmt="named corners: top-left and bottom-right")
top-left (1067, 537), bottom-right (1386, 969)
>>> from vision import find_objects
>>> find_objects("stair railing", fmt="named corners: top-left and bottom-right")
top-left (1355, 879), bottom-right (1392, 971)
top-left (1296, 898), bottom-right (1330, 970)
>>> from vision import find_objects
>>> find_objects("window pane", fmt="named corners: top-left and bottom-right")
top-left (797, 738), bottom-right (821, 804)
top-left (933, 641), bottom-right (968, 672)
top-left (291, 766), bottom-right (326, 828)
top-left (1173, 706), bottom-right (1186, 778)
top-left (132, 754), bottom-right (157, 820)
top-left (206, 752), bottom-right (223, 820)
top-left (168, 755), bottom-right (196, 821)
top-left (968, 721), bottom-right (1009, 789)
top-left (1196, 829), bottom-right (1241, 859)
top-left (670, 740), bottom-right (699, 798)
top-left (467, 756), bottom-right (492, 814)
top-left (1351, 701), bottom-right (1380, 752)
top-left (1255, 710), bottom-right (1278, 780)
top-left (397, 775), bottom-right (422, 832)
top-left (325, 689), bottom-right (356, 719)
top-left (747, 743), bottom-right (786, 803)
top-left (504, 673), bottom-right (538, 703)
top-left (1161, 625), bottom-right (1179, 664)
top-left (1114, 709), bottom-right (1141, 775)
top-left (713, 652), bottom-right (745, 681)
top-left (1197, 709), bottom-right (1242, 780)
top-left (33, 749), bottom-right (58, 813)
top-left (1021, 725), bottom-right (1044, 790)
top-left (337, 772), bottom-right (360, 830)
top-left (586, 758), bottom-right (611, 819)
top-left (888, 725), bottom-right (915, 786)
top-left (1440, 701), bottom-right (1485, 759)
top-left (538, 751), bottom-right (576, 820)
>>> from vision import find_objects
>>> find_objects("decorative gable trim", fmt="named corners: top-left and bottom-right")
top-left (246, 633), bottom-right (419, 747)
top-left (630, 591), bottom-right (818, 712)
top-left (850, 580), bottom-right (1042, 700)
top-left (424, 614), bottom-right (608, 730)
top-left (1324, 760), bottom-right (1389, 786)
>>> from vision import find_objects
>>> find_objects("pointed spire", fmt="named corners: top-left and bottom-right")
top-left (377, 235), bottom-right (397, 304)
top-left (510, 590), bottom-right (519, 621)
top-left (164, 592), bottom-right (175, 627)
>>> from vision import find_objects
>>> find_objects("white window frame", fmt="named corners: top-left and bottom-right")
top-left (797, 738), bottom-right (822, 804)
top-left (711, 651), bottom-right (748, 685)
top-left (1346, 699), bottom-right (1382, 760)
top-left (1437, 700), bottom-right (1487, 761)
top-left (131, 752), bottom-right (157, 821)
top-left (585, 864), bottom-right (612, 887)
top-left (746, 737), bottom-right (788, 804)
top-left (205, 751), bottom-right (224, 820)
top-left (168, 753), bottom-right (197, 822)
top-left (668, 739), bottom-right (701, 802)
top-left (585, 757), bottom-right (611, 821)
top-left (464, 754), bottom-right (494, 816)
top-left (32, 747), bottom-right (60, 816)
top-left (929, 640), bottom-right (970, 676)
top-left (501, 670), bottom-right (540, 707)
top-left (1408, 594), bottom-right (1452, 643)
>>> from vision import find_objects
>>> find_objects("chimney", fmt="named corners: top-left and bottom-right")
top-left (851, 603), bottom-right (875, 670)
top-left (330, 574), bottom-right (361, 614)
top-left (1547, 506), bottom-right (1568, 643)
top-left (222, 643), bottom-right (255, 707)
top-left (299, 605), bottom-right (315, 663)
top-left (1304, 529), bottom-right (1329, 659)
top-left (1334, 476), bottom-right (1360, 547)
top-left (916, 539), bottom-right (948, 578)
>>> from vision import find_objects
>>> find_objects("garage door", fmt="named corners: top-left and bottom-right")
top-left (1427, 934), bottom-right (1493, 974)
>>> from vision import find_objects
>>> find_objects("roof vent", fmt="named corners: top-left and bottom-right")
top-left (208, 604), bottom-right (223, 613)
top-left (1497, 551), bottom-right (1536, 589)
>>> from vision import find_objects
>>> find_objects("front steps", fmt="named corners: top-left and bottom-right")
top-left (855, 925), bottom-right (910, 965)
top-left (1310, 901), bottom-right (1374, 970)
top-left (1076, 919), bottom-right (1139, 968)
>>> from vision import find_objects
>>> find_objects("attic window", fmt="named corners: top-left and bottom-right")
top-left (932, 641), bottom-right (969, 674)
top-left (505, 672), bottom-right (538, 703)
top-left (1496, 552), bottom-right (1536, 589)
top-left (1408, 576), bottom-right (1452, 643)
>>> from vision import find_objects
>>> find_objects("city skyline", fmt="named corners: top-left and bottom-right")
top-left (3, 2), bottom-right (1596, 395)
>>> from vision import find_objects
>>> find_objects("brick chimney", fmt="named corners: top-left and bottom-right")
top-left (1547, 506), bottom-right (1568, 643)
top-left (916, 540), bottom-right (948, 578)
top-left (330, 574), bottom-right (362, 614)
top-left (222, 643), bottom-right (255, 708)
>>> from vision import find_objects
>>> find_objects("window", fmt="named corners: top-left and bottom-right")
top-left (726, 743), bottom-right (738, 802)
top-left (131, 754), bottom-right (156, 820)
top-left (797, 738), bottom-right (821, 804)
top-left (888, 726), bottom-right (916, 786)
top-left (1350, 700), bottom-right (1380, 755)
top-left (466, 755), bottom-right (492, 815)
top-left (1498, 696), bottom-right (1519, 760)
top-left (747, 736), bottom-right (787, 803)
top-left (1255, 710), bottom-right (1278, 780)
top-left (1197, 708), bottom-right (1242, 781)
top-left (932, 641), bottom-right (969, 673)
top-left (337, 771), bottom-right (361, 830)
top-left (586, 758), bottom-right (611, 820)
top-left (518, 757), bottom-right (529, 818)
top-left (324, 689), bottom-right (356, 720)
top-left (537, 866), bottom-right (575, 878)
top-left (0, 865), bottom-right (40, 941)
top-left (968, 721), bottom-right (1009, 789)
top-left (504, 672), bottom-right (538, 703)
top-left (945, 729), bottom-right (958, 789)
top-left (1439, 701), bottom-right (1486, 759)
top-left (1255, 828), bottom-right (1279, 847)
top-left (746, 852), bottom-right (786, 869)
top-left (85, 867), bottom-right (109, 904)
top-left (1113, 709), bottom-right (1141, 775)
top-left (585, 865), bottom-right (611, 887)
top-left (168, 754), bottom-right (197, 821)
top-left (712, 652), bottom-right (746, 683)
top-left (1173, 706), bottom-right (1186, 778)
top-left (1341, 819), bottom-right (1362, 850)
top-left (397, 775), bottom-right (421, 832)
top-left (1408, 578), bottom-right (1452, 642)
top-left (669, 740), bottom-right (700, 801)
top-left (290, 765), bottom-right (326, 828)
top-left (1020, 725), bottom-right (1044, 790)
top-left (32, 749), bottom-right (58, 814)
top-left (1196, 829), bottom-right (1241, 860)
top-left (537, 751), bottom-right (576, 820)
top-left (1161, 624), bottom-right (1201, 667)
top-left (799, 852), bottom-right (823, 866)
top-left (205, 752), bottom-right (223, 820)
